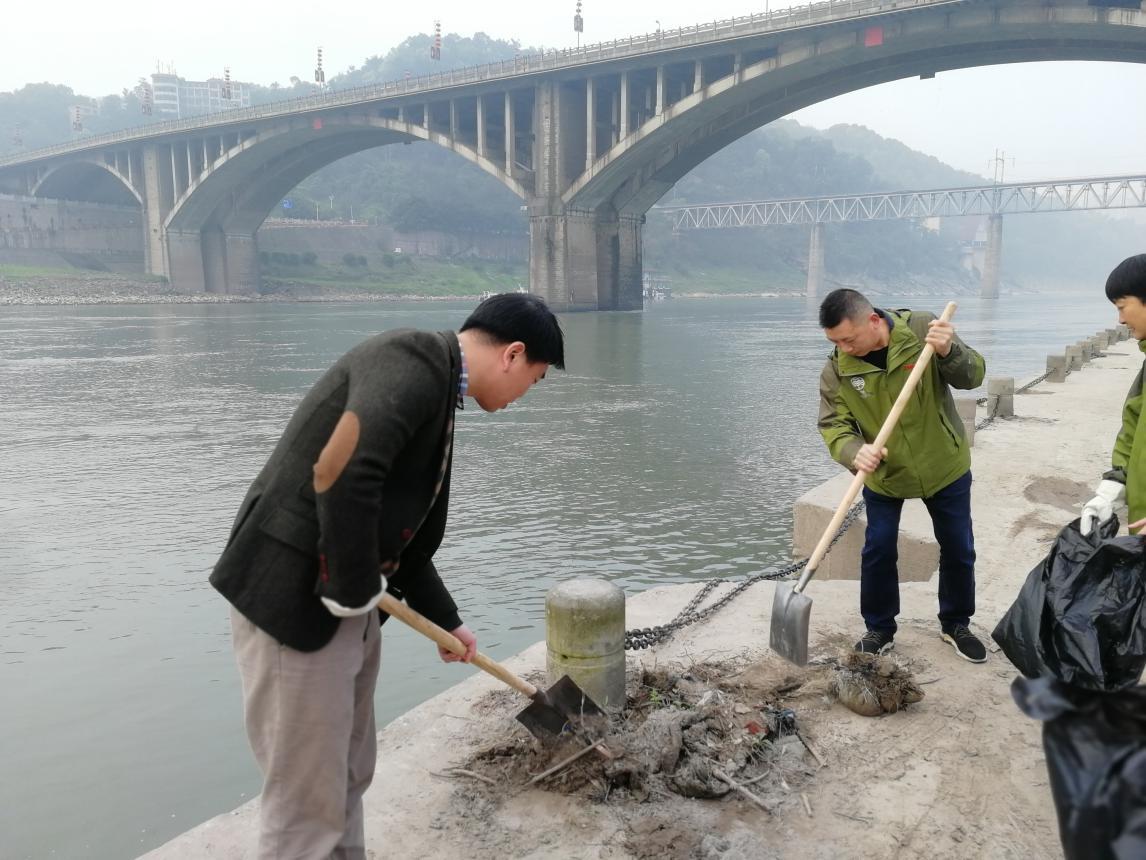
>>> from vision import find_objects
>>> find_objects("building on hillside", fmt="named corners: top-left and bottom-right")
top-left (149, 71), bottom-right (251, 118)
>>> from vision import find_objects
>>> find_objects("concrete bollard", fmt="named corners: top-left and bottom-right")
top-left (1045, 354), bottom-right (1067, 383)
top-left (1094, 331), bottom-right (1110, 350)
top-left (546, 579), bottom-right (626, 710)
top-left (1120, 324), bottom-right (1132, 340)
top-left (793, 473), bottom-right (938, 583)
top-left (986, 377), bottom-right (1015, 419)
top-left (1087, 336), bottom-right (1103, 356)
top-left (1075, 341), bottom-right (1093, 363)
top-left (954, 398), bottom-right (977, 446)
top-left (1108, 328), bottom-right (1123, 344)
top-left (1065, 346), bottom-right (1083, 372)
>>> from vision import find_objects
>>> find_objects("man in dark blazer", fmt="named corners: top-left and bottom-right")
top-left (211, 293), bottom-right (565, 859)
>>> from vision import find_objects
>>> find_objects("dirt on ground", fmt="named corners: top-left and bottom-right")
top-left (426, 648), bottom-right (928, 860)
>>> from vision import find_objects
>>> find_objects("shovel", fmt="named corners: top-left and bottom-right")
top-left (378, 593), bottom-right (605, 739)
top-left (770, 301), bottom-right (958, 666)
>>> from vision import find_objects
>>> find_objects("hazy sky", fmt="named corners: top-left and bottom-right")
top-left (5, 0), bottom-right (1146, 182)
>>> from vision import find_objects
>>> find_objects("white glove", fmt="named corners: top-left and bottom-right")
top-left (1080, 480), bottom-right (1126, 536)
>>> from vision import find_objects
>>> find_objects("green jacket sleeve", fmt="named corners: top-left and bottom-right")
top-left (906, 311), bottom-right (985, 389)
top-left (928, 315), bottom-right (985, 390)
top-left (936, 335), bottom-right (986, 390)
top-left (1107, 362), bottom-right (1145, 484)
top-left (818, 359), bottom-right (863, 470)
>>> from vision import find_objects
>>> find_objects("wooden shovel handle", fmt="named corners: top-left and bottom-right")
top-left (378, 593), bottom-right (539, 698)
top-left (794, 301), bottom-right (958, 593)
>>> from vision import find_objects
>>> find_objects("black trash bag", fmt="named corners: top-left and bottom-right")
top-left (991, 515), bottom-right (1146, 691)
top-left (1012, 676), bottom-right (1146, 860)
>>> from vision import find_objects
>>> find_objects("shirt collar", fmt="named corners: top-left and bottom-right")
top-left (457, 342), bottom-right (468, 410)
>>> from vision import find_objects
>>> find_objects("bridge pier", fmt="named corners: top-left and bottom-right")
top-left (167, 230), bottom-right (208, 293)
top-left (167, 228), bottom-right (260, 294)
top-left (981, 214), bottom-right (1003, 299)
top-left (529, 209), bottom-right (643, 312)
top-left (141, 144), bottom-right (173, 280)
top-left (223, 232), bottom-right (261, 294)
top-left (806, 222), bottom-right (826, 298)
top-left (202, 229), bottom-right (228, 294)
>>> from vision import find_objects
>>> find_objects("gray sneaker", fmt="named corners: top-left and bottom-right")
top-left (854, 629), bottom-right (894, 655)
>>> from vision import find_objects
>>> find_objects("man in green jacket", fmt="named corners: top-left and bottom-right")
top-left (1081, 254), bottom-right (1146, 536)
top-left (817, 288), bottom-right (988, 662)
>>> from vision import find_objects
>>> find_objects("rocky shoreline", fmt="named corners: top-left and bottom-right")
top-left (0, 270), bottom-right (1012, 306)
top-left (0, 274), bottom-right (474, 306)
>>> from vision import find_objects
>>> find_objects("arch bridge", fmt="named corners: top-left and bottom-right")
top-left (1, 0), bottom-right (1144, 309)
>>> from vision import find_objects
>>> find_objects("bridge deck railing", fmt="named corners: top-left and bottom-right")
top-left (0, 0), bottom-right (957, 168)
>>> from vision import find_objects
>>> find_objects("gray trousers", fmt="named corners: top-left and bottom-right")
top-left (231, 606), bottom-right (381, 860)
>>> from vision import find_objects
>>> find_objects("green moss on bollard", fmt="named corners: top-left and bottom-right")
top-left (546, 579), bottom-right (626, 710)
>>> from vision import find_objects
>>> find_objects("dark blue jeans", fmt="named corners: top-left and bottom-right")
top-left (860, 470), bottom-right (976, 635)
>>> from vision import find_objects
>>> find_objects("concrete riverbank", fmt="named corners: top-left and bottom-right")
top-left (144, 336), bottom-right (1139, 860)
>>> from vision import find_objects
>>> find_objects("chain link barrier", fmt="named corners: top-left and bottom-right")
top-left (625, 365), bottom-right (1055, 651)
top-left (625, 500), bottom-right (866, 650)
top-left (974, 370), bottom-right (1051, 431)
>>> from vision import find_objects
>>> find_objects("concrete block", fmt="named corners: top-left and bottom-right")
top-left (546, 579), bottom-right (626, 710)
top-left (986, 377), bottom-right (1015, 419)
top-left (1107, 328), bottom-right (1123, 344)
top-left (1065, 346), bottom-right (1083, 372)
top-left (792, 472), bottom-right (939, 583)
top-left (1094, 331), bottom-right (1110, 350)
top-left (954, 397), bottom-right (977, 446)
top-left (1045, 354), bottom-right (1067, 383)
top-left (1074, 341), bottom-right (1092, 363)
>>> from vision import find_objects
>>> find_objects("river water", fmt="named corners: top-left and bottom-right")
top-left (0, 291), bottom-right (1122, 859)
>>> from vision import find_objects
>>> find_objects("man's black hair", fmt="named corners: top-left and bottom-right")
top-left (819, 288), bottom-right (875, 329)
top-left (461, 292), bottom-right (566, 369)
top-left (1105, 254), bottom-right (1146, 302)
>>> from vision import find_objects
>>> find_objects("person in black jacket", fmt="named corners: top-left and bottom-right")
top-left (210, 293), bottom-right (564, 859)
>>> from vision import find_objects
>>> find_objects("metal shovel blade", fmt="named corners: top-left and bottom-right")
top-left (516, 674), bottom-right (605, 739)
top-left (770, 580), bottom-right (813, 667)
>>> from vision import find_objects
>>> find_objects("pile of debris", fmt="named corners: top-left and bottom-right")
top-left (832, 651), bottom-right (926, 716)
top-left (457, 662), bottom-right (827, 812)
top-left (432, 653), bottom-right (925, 857)
top-left (452, 652), bottom-right (924, 805)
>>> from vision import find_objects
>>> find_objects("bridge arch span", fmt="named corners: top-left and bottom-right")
top-left (166, 115), bottom-right (526, 234)
top-left (32, 161), bottom-right (141, 207)
top-left (160, 113), bottom-right (528, 292)
top-left (565, 15), bottom-right (1146, 215)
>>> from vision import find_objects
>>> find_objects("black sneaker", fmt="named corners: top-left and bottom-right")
top-left (854, 629), bottom-right (895, 654)
top-left (941, 625), bottom-right (987, 663)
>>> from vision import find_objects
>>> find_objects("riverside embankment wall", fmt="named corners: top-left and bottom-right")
top-left (0, 193), bottom-right (144, 271)
top-left (258, 220), bottom-right (527, 266)
top-left (0, 196), bottom-right (526, 276)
